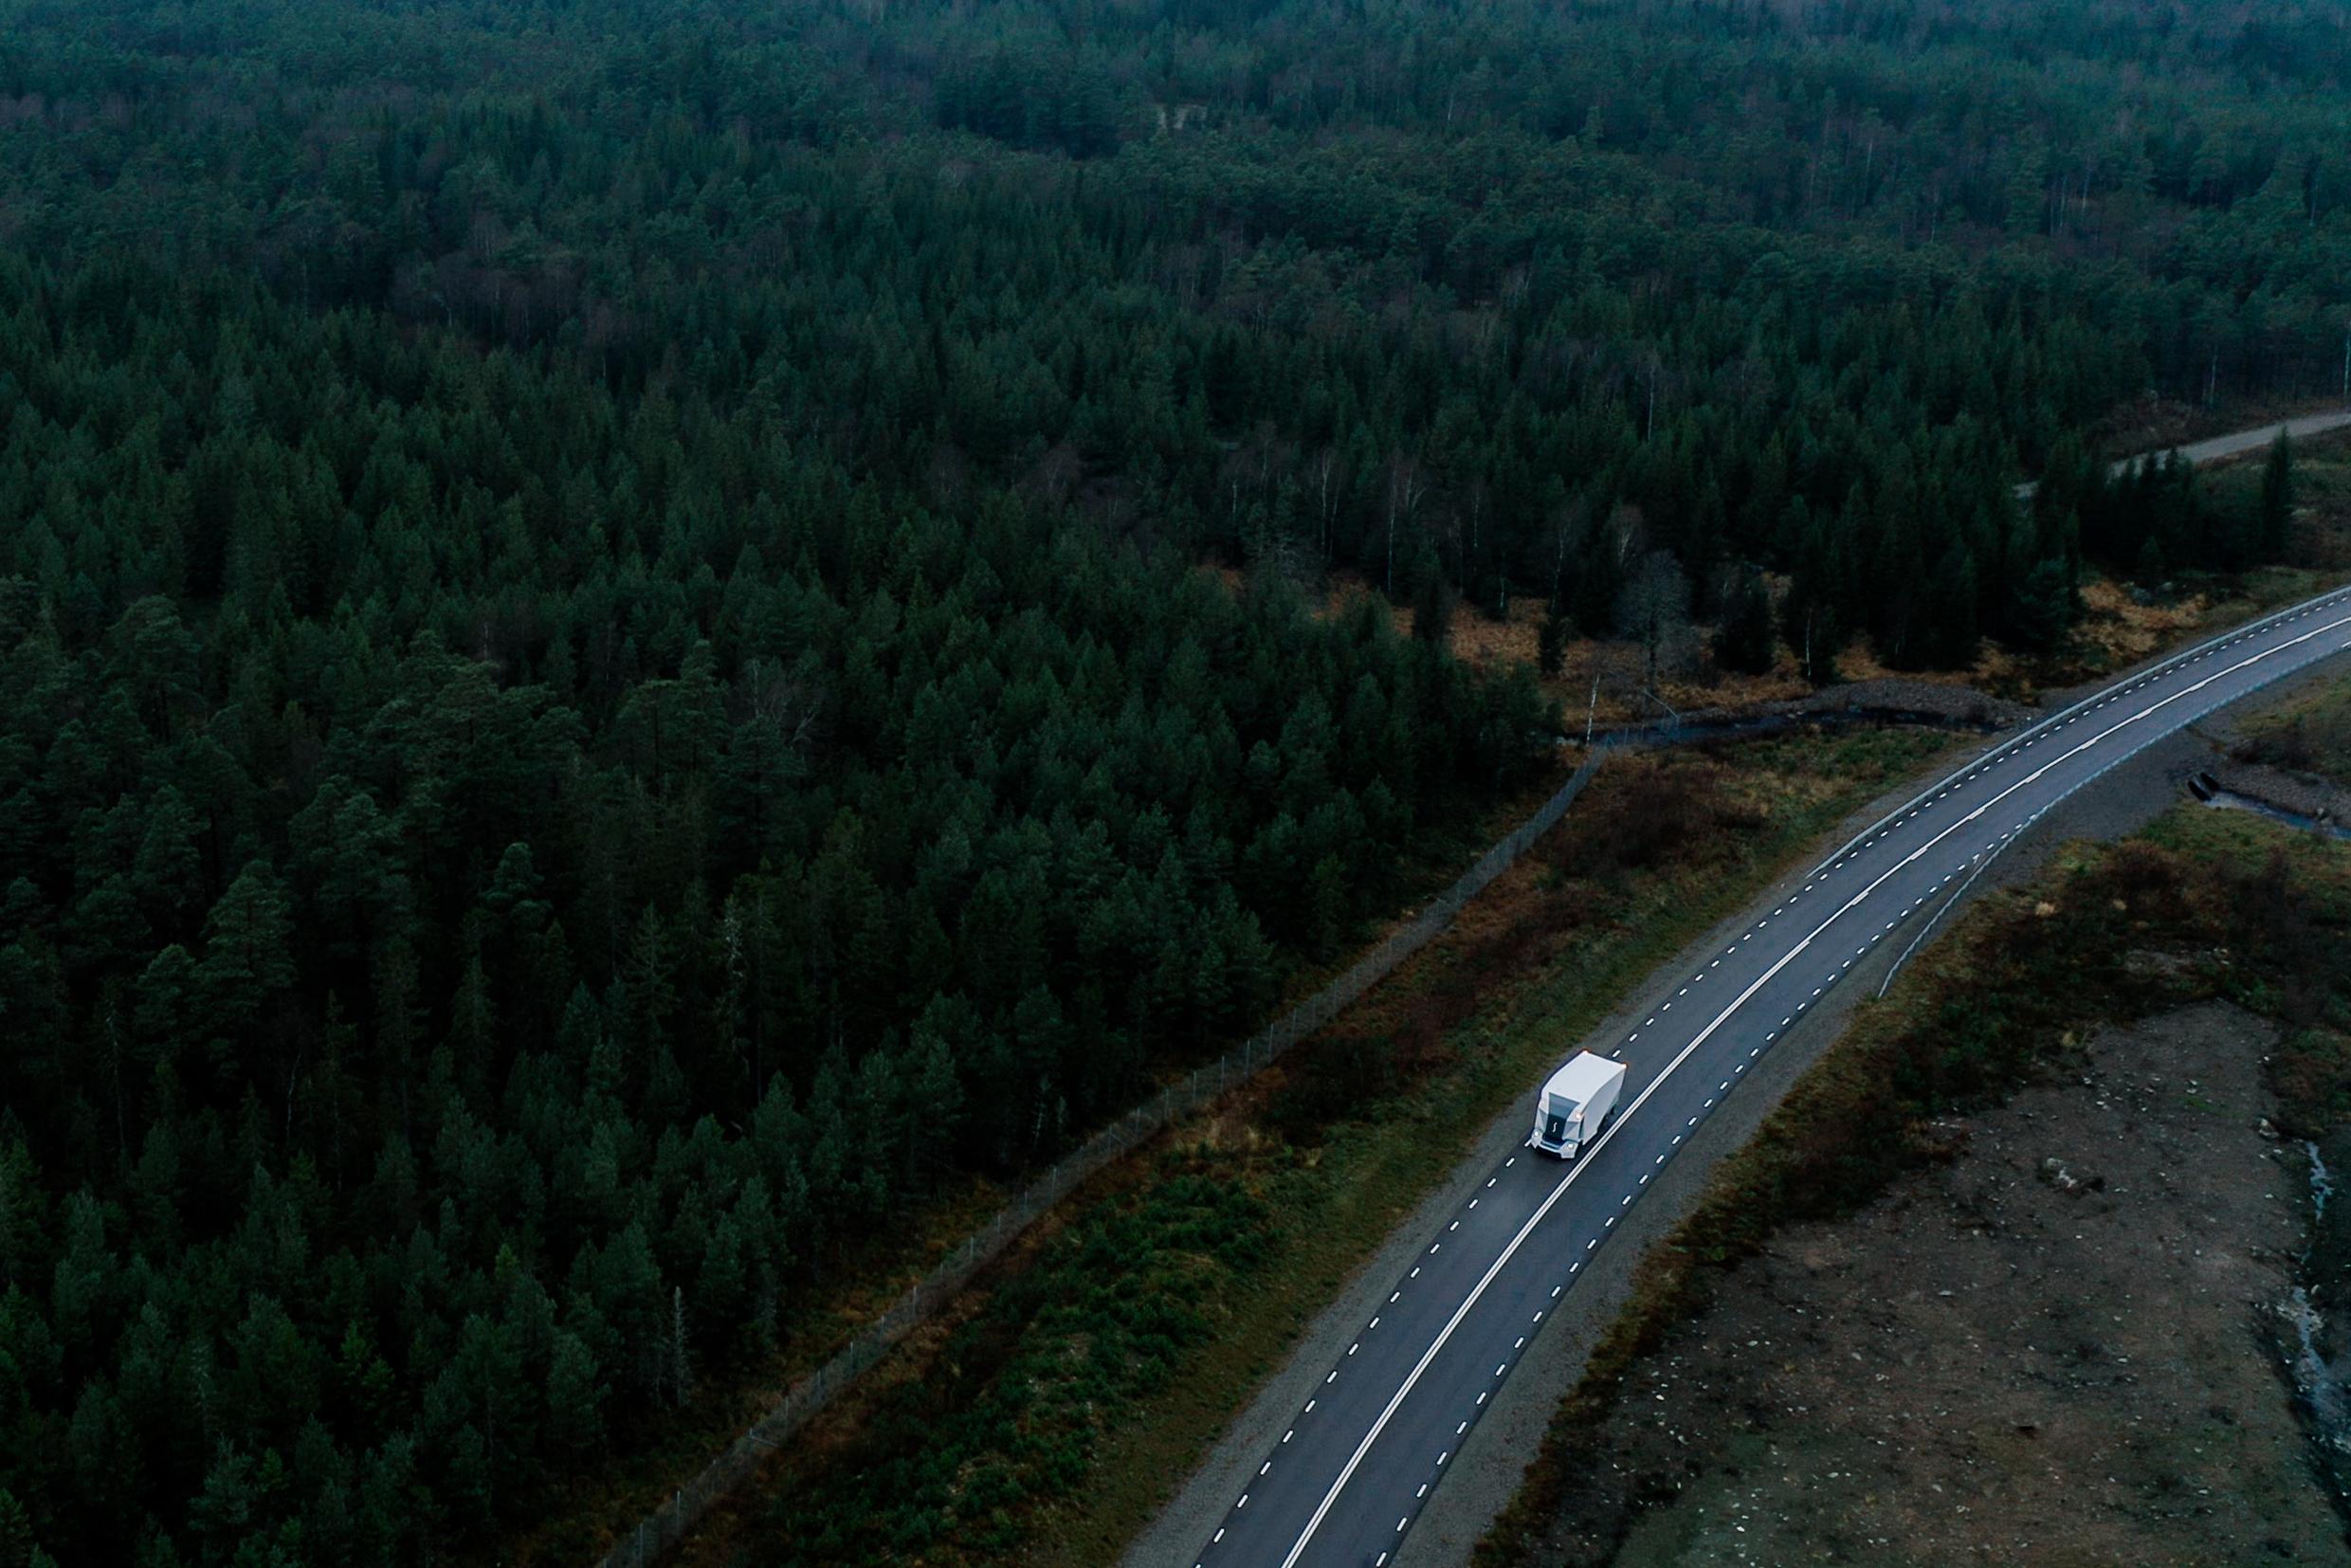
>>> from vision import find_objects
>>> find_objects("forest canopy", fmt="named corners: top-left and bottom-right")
top-left (0, 0), bottom-right (2345, 1562)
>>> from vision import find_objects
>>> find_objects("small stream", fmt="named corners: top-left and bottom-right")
top-left (2288, 1141), bottom-right (2351, 1495)
top-left (2195, 786), bottom-right (2351, 842)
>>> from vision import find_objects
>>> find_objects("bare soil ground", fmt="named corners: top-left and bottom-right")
top-left (1522, 1000), bottom-right (2345, 1568)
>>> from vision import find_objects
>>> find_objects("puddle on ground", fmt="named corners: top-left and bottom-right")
top-left (2196, 788), bottom-right (2351, 842)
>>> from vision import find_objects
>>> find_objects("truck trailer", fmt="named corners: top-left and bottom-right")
top-left (1527, 1051), bottom-right (1627, 1158)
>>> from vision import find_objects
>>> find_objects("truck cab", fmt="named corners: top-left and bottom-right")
top-left (1529, 1051), bottom-right (1628, 1158)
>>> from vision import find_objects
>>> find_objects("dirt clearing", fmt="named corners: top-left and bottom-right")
top-left (1528, 1000), bottom-right (2343, 1567)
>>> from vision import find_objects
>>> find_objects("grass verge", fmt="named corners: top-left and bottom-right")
top-left (2233, 659), bottom-right (2351, 784)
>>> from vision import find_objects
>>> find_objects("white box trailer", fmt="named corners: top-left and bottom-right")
top-left (1528, 1051), bottom-right (1627, 1158)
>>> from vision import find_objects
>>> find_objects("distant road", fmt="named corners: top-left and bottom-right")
top-left (2142, 408), bottom-right (2351, 472)
top-left (1173, 446), bottom-right (2351, 1568)
top-left (2012, 406), bottom-right (2351, 500)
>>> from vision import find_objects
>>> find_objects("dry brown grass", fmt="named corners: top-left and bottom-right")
top-left (2072, 575), bottom-right (2218, 665)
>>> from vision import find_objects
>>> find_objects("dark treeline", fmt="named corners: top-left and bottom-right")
top-left (0, 262), bottom-right (1548, 1562)
top-left (0, 0), bottom-right (2344, 1561)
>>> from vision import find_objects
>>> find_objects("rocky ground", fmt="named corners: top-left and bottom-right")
top-left (1528, 1002), bottom-right (2346, 1567)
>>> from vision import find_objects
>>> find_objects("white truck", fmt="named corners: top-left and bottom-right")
top-left (1527, 1051), bottom-right (1627, 1159)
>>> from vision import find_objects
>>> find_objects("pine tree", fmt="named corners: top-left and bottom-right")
top-left (665, 1286), bottom-right (691, 1409)
top-left (544, 1332), bottom-right (604, 1455)
top-left (2005, 556), bottom-right (2079, 651)
top-left (1538, 602), bottom-right (1572, 677)
top-left (2260, 428), bottom-right (2295, 558)
top-left (1712, 568), bottom-right (1777, 675)
top-left (1410, 570), bottom-right (1454, 647)
top-left (195, 864), bottom-right (297, 1054)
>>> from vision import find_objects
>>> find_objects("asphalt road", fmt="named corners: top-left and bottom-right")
top-left (1186, 582), bottom-right (2351, 1568)
top-left (2010, 407), bottom-right (2351, 501)
top-left (2146, 408), bottom-right (2351, 470)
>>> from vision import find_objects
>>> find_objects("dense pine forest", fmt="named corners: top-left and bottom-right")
top-left (0, 0), bottom-right (2345, 1560)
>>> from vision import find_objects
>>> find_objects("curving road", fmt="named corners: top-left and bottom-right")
top-left (2137, 409), bottom-right (2351, 471)
top-left (2013, 408), bottom-right (2351, 501)
top-left (1187, 581), bottom-right (2351, 1568)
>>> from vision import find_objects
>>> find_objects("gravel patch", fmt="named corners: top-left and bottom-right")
top-left (1554, 1002), bottom-right (2342, 1568)
top-left (2207, 760), bottom-right (2351, 827)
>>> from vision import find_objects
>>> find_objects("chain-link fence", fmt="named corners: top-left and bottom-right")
top-left (593, 748), bottom-right (1610, 1568)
